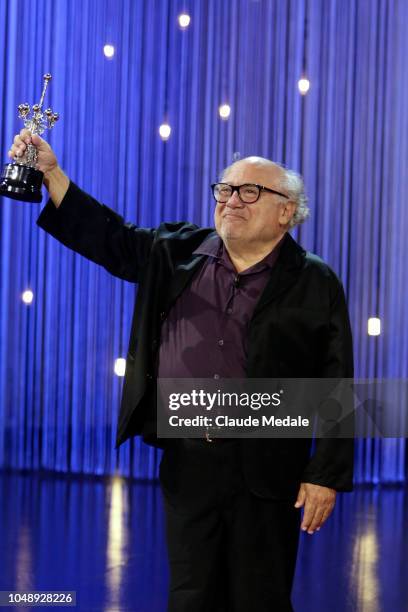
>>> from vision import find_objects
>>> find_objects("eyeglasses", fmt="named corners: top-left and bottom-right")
top-left (211, 183), bottom-right (289, 204)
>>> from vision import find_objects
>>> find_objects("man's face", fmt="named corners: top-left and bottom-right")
top-left (214, 161), bottom-right (294, 247)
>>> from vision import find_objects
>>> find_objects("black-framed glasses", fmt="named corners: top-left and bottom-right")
top-left (211, 182), bottom-right (289, 204)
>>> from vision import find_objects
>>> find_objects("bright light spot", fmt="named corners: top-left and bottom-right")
top-left (351, 529), bottom-right (379, 608)
top-left (159, 123), bottom-right (171, 140)
top-left (114, 358), bottom-right (126, 377)
top-left (107, 477), bottom-right (126, 599)
top-left (22, 290), bottom-right (34, 305)
top-left (368, 318), bottom-right (381, 336)
top-left (298, 78), bottom-right (310, 95)
top-left (178, 14), bottom-right (191, 28)
top-left (104, 44), bottom-right (115, 59)
top-left (219, 104), bottom-right (231, 119)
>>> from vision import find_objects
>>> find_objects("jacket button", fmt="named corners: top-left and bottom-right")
top-left (160, 311), bottom-right (166, 321)
top-left (146, 373), bottom-right (153, 380)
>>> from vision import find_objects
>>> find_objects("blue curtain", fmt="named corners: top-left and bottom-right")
top-left (0, 0), bottom-right (406, 481)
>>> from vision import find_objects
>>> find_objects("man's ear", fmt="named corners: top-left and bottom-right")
top-left (279, 201), bottom-right (296, 226)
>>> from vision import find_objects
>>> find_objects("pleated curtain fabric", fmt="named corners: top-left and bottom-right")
top-left (0, 0), bottom-right (406, 482)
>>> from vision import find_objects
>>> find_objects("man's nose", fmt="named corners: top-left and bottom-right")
top-left (225, 190), bottom-right (244, 207)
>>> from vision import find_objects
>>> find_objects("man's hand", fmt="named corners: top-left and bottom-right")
top-left (294, 482), bottom-right (336, 534)
top-left (8, 128), bottom-right (58, 176)
top-left (8, 128), bottom-right (69, 207)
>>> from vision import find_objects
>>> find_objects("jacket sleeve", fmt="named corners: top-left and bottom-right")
top-left (301, 274), bottom-right (355, 491)
top-left (36, 181), bottom-right (155, 282)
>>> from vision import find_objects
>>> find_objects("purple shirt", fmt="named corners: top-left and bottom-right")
top-left (158, 234), bottom-right (284, 379)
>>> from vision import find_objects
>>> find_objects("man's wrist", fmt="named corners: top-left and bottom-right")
top-left (43, 164), bottom-right (63, 187)
top-left (43, 165), bottom-right (70, 208)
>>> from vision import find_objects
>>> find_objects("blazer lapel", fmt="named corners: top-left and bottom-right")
top-left (164, 254), bottom-right (207, 313)
top-left (252, 233), bottom-right (306, 316)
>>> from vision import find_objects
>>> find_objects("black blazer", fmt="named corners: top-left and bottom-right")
top-left (37, 181), bottom-right (354, 500)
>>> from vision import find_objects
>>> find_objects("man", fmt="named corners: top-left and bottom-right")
top-left (9, 130), bottom-right (354, 612)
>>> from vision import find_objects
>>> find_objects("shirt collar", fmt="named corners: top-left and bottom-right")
top-left (193, 232), bottom-right (222, 258)
top-left (193, 232), bottom-right (287, 272)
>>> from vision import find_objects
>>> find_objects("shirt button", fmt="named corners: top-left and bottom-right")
top-left (227, 308), bottom-right (232, 314)
top-left (213, 374), bottom-right (220, 380)
top-left (218, 339), bottom-right (224, 346)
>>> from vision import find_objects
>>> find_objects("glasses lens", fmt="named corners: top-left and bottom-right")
top-left (239, 184), bottom-right (260, 203)
top-left (213, 183), bottom-right (232, 202)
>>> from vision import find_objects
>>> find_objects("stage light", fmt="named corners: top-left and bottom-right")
top-left (159, 123), bottom-right (171, 140)
top-left (178, 13), bottom-right (191, 28)
top-left (368, 318), bottom-right (381, 336)
top-left (298, 78), bottom-right (310, 95)
top-left (114, 358), bottom-right (126, 377)
top-left (219, 104), bottom-right (231, 119)
top-left (103, 44), bottom-right (115, 59)
top-left (22, 289), bottom-right (34, 305)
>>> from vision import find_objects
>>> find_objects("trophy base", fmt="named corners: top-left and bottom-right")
top-left (0, 163), bottom-right (44, 203)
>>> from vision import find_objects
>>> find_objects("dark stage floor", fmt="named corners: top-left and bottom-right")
top-left (0, 472), bottom-right (407, 611)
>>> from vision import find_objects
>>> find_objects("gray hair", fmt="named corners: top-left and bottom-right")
top-left (220, 156), bottom-right (310, 229)
top-left (277, 166), bottom-right (310, 228)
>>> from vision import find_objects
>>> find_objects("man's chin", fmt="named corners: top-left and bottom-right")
top-left (218, 228), bottom-right (242, 241)
top-left (218, 223), bottom-right (247, 242)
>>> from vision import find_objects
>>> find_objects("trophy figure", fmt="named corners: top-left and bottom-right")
top-left (0, 73), bottom-right (59, 203)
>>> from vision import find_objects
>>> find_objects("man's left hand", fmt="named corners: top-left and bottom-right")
top-left (294, 482), bottom-right (336, 534)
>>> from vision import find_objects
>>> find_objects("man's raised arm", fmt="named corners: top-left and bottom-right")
top-left (8, 129), bottom-right (155, 283)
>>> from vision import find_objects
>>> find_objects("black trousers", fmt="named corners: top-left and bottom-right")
top-left (159, 439), bottom-right (300, 612)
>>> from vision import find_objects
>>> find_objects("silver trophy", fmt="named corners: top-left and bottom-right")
top-left (0, 73), bottom-right (59, 203)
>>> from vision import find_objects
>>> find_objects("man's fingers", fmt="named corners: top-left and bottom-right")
top-left (302, 500), bottom-right (335, 534)
top-left (307, 507), bottom-right (325, 534)
top-left (13, 129), bottom-right (31, 145)
top-left (9, 142), bottom-right (24, 159)
top-left (317, 504), bottom-right (335, 529)
top-left (298, 483), bottom-right (337, 534)
top-left (312, 502), bottom-right (335, 532)
top-left (11, 132), bottom-right (29, 158)
top-left (9, 130), bottom-right (47, 161)
top-left (300, 498), bottom-right (316, 531)
top-left (20, 128), bottom-right (32, 143)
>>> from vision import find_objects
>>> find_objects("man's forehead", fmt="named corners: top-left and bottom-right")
top-left (223, 160), bottom-right (283, 185)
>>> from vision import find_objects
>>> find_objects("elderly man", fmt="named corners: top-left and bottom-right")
top-left (9, 130), bottom-right (354, 612)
